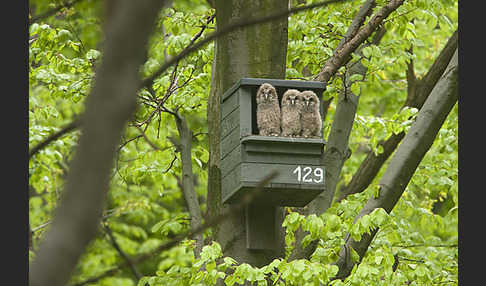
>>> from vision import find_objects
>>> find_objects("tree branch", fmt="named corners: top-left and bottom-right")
top-left (171, 113), bottom-right (204, 258)
top-left (29, 0), bottom-right (88, 25)
top-left (332, 48), bottom-right (458, 281)
top-left (406, 45), bottom-right (417, 98)
top-left (102, 221), bottom-right (142, 280)
top-left (412, 29), bottom-right (459, 107)
top-left (316, 0), bottom-right (405, 84)
top-left (29, 118), bottom-right (81, 159)
top-left (336, 0), bottom-right (376, 51)
top-left (134, 125), bottom-right (165, 151)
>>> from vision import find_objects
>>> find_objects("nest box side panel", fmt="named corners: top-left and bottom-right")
top-left (221, 107), bottom-right (240, 140)
top-left (221, 163), bottom-right (242, 204)
top-left (238, 87), bottom-right (253, 138)
top-left (221, 145), bottom-right (241, 178)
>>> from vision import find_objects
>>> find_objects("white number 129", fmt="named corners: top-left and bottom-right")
top-left (292, 166), bottom-right (324, 183)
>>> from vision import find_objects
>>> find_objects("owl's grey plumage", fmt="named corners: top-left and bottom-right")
top-left (256, 83), bottom-right (281, 136)
top-left (281, 89), bottom-right (302, 137)
top-left (300, 90), bottom-right (322, 138)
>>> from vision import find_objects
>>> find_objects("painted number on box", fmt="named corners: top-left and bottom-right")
top-left (292, 166), bottom-right (324, 183)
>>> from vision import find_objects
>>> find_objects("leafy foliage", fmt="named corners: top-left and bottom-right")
top-left (29, 0), bottom-right (457, 285)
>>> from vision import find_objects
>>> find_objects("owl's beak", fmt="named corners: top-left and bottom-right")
top-left (265, 93), bottom-right (268, 100)
top-left (306, 100), bottom-right (309, 106)
top-left (291, 99), bottom-right (295, 105)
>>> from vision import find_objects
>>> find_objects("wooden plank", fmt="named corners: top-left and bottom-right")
top-left (222, 92), bottom-right (239, 119)
top-left (221, 107), bottom-right (240, 140)
top-left (243, 141), bottom-right (324, 155)
top-left (243, 152), bottom-right (322, 165)
top-left (220, 127), bottom-right (240, 160)
top-left (264, 186), bottom-right (322, 206)
top-left (239, 88), bottom-right (253, 137)
top-left (239, 78), bottom-right (326, 91)
top-left (221, 145), bottom-right (241, 178)
top-left (221, 164), bottom-right (241, 203)
top-left (221, 79), bottom-right (243, 103)
top-left (224, 184), bottom-right (324, 207)
top-left (236, 181), bottom-right (324, 190)
top-left (240, 163), bottom-right (325, 186)
top-left (241, 135), bottom-right (326, 145)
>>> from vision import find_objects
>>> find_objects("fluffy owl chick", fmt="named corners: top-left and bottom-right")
top-left (300, 90), bottom-right (322, 138)
top-left (281, 89), bottom-right (302, 137)
top-left (256, 83), bottom-right (281, 136)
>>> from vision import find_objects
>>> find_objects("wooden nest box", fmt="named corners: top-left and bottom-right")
top-left (220, 78), bottom-right (327, 207)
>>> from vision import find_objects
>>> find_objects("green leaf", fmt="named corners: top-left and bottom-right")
top-left (349, 247), bottom-right (360, 263)
top-left (375, 255), bottom-right (383, 265)
top-left (362, 46), bottom-right (372, 58)
top-left (348, 74), bottom-right (363, 82)
top-left (86, 49), bottom-right (100, 60)
top-left (350, 82), bottom-right (361, 95)
top-left (151, 221), bottom-right (165, 233)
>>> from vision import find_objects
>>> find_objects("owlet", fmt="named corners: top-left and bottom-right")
top-left (281, 89), bottom-right (302, 137)
top-left (300, 90), bottom-right (322, 138)
top-left (256, 83), bottom-right (281, 136)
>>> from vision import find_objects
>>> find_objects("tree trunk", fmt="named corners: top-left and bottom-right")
top-left (207, 0), bottom-right (289, 267)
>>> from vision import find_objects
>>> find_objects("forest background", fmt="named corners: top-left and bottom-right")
top-left (27, 0), bottom-right (459, 285)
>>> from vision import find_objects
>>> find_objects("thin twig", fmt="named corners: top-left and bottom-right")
top-left (117, 135), bottom-right (143, 152)
top-left (316, 0), bottom-right (405, 83)
top-left (102, 221), bottom-right (142, 279)
top-left (397, 256), bottom-right (425, 263)
top-left (31, 221), bottom-right (52, 233)
top-left (134, 126), bottom-right (164, 151)
top-left (66, 19), bottom-right (87, 53)
top-left (392, 244), bottom-right (458, 248)
top-left (31, 209), bottom-right (135, 234)
top-left (29, 119), bottom-right (81, 159)
top-left (383, 7), bottom-right (419, 23)
top-left (163, 155), bottom-right (178, 173)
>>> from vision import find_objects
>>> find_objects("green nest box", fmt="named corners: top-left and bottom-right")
top-left (220, 78), bottom-right (327, 207)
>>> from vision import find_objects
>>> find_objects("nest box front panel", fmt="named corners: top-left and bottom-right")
top-left (220, 78), bottom-right (327, 207)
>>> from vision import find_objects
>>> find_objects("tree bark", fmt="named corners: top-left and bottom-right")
top-left (333, 48), bottom-right (458, 280)
top-left (316, 0), bottom-right (405, 83)
top-left (173, 114), bottom-right (204, 258)
top-left (28, 1), bottom-right (165, 286)
top-left (207, 0), bottom-right (289, 268)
